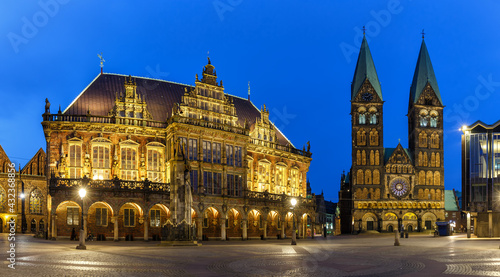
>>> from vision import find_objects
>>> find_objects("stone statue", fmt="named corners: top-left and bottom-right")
top-left (307, 141), bottom-right (311, 153)
top-left (45, 98), bottom-right (50, 114)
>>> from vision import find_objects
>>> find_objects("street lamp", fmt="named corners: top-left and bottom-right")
top-left (76, 188), bottom-right (87, 250)
top-left (291, 198), bottom-right (297, 245)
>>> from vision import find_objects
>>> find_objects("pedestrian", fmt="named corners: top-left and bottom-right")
top-left (71, 228), bottom-right (76, 241)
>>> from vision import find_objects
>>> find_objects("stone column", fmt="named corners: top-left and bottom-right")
top-left (196, 218), bottom-right (203, 241)
top-left (263, 221), bottom-right (267, 239)
top-left (220, 217), bottom-right (226, 241)
top-left (83, 215), bottom-right (87, 238)
top-left (113, 216), bottom-right (119, 241)
top-left (51, 215), bottom-right (57, 240)
top-left (144, 215), bottom-right (149, 241)
top-left (467, 212), bottom-right (471, 238)
top-left (298, 221), bottom-right (303, 239)
top-left (280, 220), bottom-right (285, 239)
top-left (311, 222), bottom-right (315, 239)
top-left (489, 211), bottom-right (493, 238)
top-left (242, 219), bottom-right (248, 240)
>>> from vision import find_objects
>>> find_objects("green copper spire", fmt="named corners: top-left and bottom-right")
top-left (409, 39), bottom-right (443, 105)
top-left (351, 36), bottom-right (382, 101)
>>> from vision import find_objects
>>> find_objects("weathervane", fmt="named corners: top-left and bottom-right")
top-left (98, 52), bottom-right (105, 74)
top-left (421, 29), bottom-right (425, 39)
top-left (362, 26), bottom-right (366, 35)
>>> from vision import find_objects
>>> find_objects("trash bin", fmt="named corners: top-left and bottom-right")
top-left (435, 222), bottom-right (451, 236)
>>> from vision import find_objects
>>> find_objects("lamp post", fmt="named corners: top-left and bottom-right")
top-left (76, 188), bottom-right (87, 250)
top-left (291, 198), bottom-right (297, 245)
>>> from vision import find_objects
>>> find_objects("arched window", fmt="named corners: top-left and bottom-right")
top-left (369, 129), bottom-right (379, 146)
top-left (365, 170), bottom-right (372, 185)
top-left (375, 150), bottom-right (380, 165)
top-left (431, 133), bottom-right (439, 148)
top-left (420, 116), bottom-right (428, 127)
top-left (357, 130), bottom-right (366, 146)
top-left (68, 141), bottom-right (82, 178)
top-left (369, 114), bottom-right (377, 124)
top-left (418, 152), bottom-right (423, 167)
top-left (436, 152), bottom-right (441, 167)
top-left (423, 152), bottom-right (428, 167)
top-left (426, 171), bottom-right (433, 186)
top-left (373, 170), bottom-right (380, 184)
top-left (431, 153), bottom-right (436, 167)
top-left (359, 113), bottom-right (366, 125)
top-left (436, 189), bottom-right (442, 201)
top-left (0, 188), bottom-right (6, 213)
top-left (418, 189), bottom-right (424, 199)
top-left (430, 117), bottom-right (437, 127)
top-left (370, 150), bottom-right (374, 165)
top-left (357, 170), bottom-right (364, 185)
top-left (356, 151), bottom-right (361, 165)
top-left (419, 171), bottom-right (425, 185)
top-left (419, 132), bottom-right (428, 148)
top-left (434, 171), bottom-right (440, 186)
top-left (362, 151), bottom-right (366, 165)
top-left (29, 189), bottom-right (43, 214)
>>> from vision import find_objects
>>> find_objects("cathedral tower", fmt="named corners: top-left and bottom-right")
top-left (351, 35), bottom-right (385, 230)
top-left (408, 38), bottom-right (445, 225)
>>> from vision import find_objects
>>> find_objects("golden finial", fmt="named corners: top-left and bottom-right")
top-left (98, 52), bottom-right (105, 74)
top-left (248, 81), bottom-right (251, 101)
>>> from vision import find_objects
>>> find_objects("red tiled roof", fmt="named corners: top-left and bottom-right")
top-left (63, 73), bottom-right (292, 146)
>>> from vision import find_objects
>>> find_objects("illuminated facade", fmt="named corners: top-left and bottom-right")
top-left (346, 36), bottom-right (445, 233)
top-left (462, 121), bottom-right (500, 237)
top-left (42, 58), bottom-right (314, 241)
top-left (0, 146), bottom-right (47, 234)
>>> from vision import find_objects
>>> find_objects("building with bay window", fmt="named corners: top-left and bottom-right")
top-left (42, 58), bottom-right (314, 241)
top-left (462, 121), bottom-right (500, 237)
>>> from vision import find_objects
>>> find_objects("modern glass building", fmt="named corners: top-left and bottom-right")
top-left (462, 121), bottom-right (500, 237)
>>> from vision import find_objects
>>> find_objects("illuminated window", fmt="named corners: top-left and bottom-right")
top-left (147, 148), bottom-right (163, 182)
top-left (234, 146), bottom-right (242, 167)
top-left (359, 113), bottom-right (366, 124)
top-left (68, 143), bottom-right (82, 178)
top-left (203, 141), bottom-right (212, 162)
top-left (29, 189), bottom-right (43, 214)
top-left (369, 114), bottom-right (377, 124)
top-left (121, 147), bottom-right (137, 180)
top-left (213, 143), bottom-right (221, 164)
top-left (203, 172), bottom-right (221, 195)
top-left (92, 145), bottom-right (110, 180)
top-left (227, 174), bottom-right (242, 197)
top-left (67, 207), bottom-right (79, 225)
top-left (150, 209), bottom-right (161, 227)
top-left (188, 139), bottom-right (197, 161)
top-left (226, 145), bottom-right (234, 166)
top-left (95, 208), bottom-right (108, 226)
top-left (124, 208), bottom-right (135, 227)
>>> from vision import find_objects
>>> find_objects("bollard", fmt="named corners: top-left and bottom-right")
top-left (394, 230), bottom-right (400, 246)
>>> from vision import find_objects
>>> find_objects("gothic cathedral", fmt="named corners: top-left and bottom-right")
top-left (348, 35), bottom-right (445, 233)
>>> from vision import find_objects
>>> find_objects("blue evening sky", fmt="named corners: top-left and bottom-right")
top-left (1, 1), bottom-right (500, 202)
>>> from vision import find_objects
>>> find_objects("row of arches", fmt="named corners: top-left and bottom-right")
top-left (417, 152), bottom-right (441, 167)
top-left (52, 200), bottom-right (315, 240)
top-left (356, 150), bottom-right (380, 166)
top-left (357, 201), bottom-right (442, 209)
top-left (417, 188), bottom-right (443, 200)
top-left (418, 132), bottom-right (439, 148)
top-left (356, 129), bottom-right (379, 146)
top-left (355, 188), bottom-right (381, 200)
top-left (418, 171), bottom-right (441, 186)
top-left (356, 211), bottom-right (438, 232)
top-left (385, 164), bottom-right (413, 174)
top-left (356, 169), bottom-right (380, 185)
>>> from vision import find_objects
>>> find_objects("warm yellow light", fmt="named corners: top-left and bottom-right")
top-left (462, 125), bottom-right (467, 131)
top-left (79, 188), bottom-right (87, 198)
top-left (290, 198), bottom-right (297, 207)
top-left (20, 193), bottom-right (25, 199)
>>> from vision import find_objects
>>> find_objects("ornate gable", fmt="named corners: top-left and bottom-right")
top-left (352, 79), bottom-right (382, 103)
top-left (0, 145), bottom-right (13, 173)
top-left (108, 75), bottom-right (152, 119)
top-left (249, 104), bottom-right (278, 143)
top-left (415, 83), bottom-right (442, 107)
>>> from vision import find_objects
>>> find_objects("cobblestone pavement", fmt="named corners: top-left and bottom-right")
top-left (2, 233), bottom-right (500, 276)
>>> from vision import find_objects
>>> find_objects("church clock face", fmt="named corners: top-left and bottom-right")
top-left (361, 92), bottom-right (373, 101)
top-left (390, 177), bottom-right (410, 198)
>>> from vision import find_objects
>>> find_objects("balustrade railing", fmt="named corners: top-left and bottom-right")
top-left (50, 178), bottom-right (170, 193)
top-left (42, 113), bottom-right (167, 128)
top-left (250, 138), bottom-right (312, 158)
